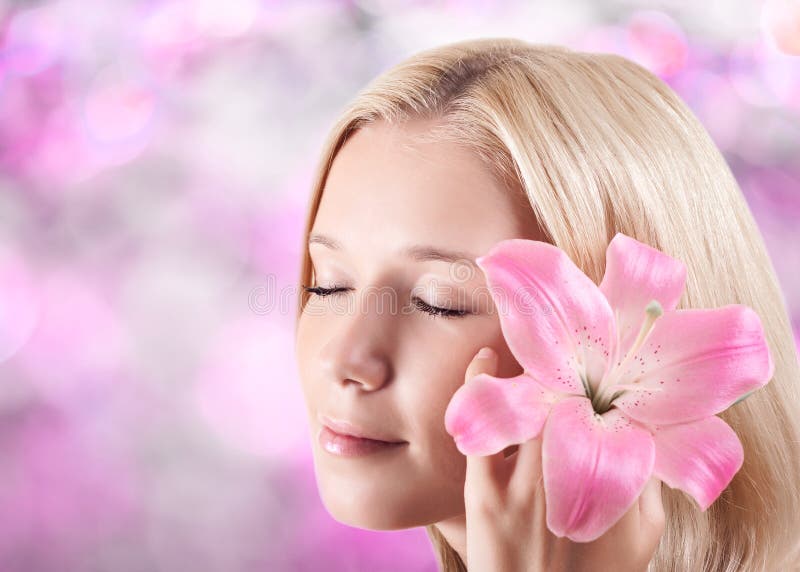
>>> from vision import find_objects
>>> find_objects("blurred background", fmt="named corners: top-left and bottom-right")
top-left (0, 0), bottom-right (798, 570)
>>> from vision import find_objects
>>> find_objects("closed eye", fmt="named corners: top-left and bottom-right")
top-left (303, 285), bottom-right (348, 298)
top-left (302, 285), bottom-right (470, 319)
top-left (411, 296), bottom-right (469, 319)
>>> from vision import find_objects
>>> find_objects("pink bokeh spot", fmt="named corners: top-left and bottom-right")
top-left (12, 270), bottom-right (125, 406)
top-left (1, 4), bottom-right (65, 76)
top-left (762, 0), bottom-right (800, 56)
top-left (626, 10), bottom-right (689, 78)
top-left (193, 315), bottom-right (307, 458)
top-left (83, 67), bottom-right (158, 144)
top-left (0, 246), bottom-right (41, 364)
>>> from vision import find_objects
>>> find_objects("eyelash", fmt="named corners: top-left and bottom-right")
top-left (302, 285), bottom-right (469, 319)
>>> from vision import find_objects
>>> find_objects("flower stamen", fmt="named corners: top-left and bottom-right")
top-left (592, 300), bottom-right (663, 412)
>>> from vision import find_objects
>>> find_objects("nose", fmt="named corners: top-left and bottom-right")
top-left (318, 297), bottom-right (395, 392)
top-left (331, 348), bottom-right (392, 391)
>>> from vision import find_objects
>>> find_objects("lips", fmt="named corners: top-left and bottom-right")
top-left (318, 425), bottom-right (407, 457)
top-left (318, 414), bottom-right (406, 444)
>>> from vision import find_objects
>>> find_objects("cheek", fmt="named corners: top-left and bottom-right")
top-left (397, 326), bottom-right (488, 482)
top-left (408, 388), bottom-right (467, 489)
top-left (421, 314), bottom-right (523, 382)
top-left (295, 312), bottom-right (327, 411)
top-left (405, 315), bottom-right (522, 459)
top-left (424, 414), bottom-right (468, 482)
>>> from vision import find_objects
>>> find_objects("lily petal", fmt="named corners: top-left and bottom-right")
top-left (543, 396), bottom-right (655, 542)
top-left (476, 239), bottom-right (616, 396)
top-left (612, 305), bottom-right (775, 425)
top-left (444, 372), bottom-right (559, 456)
top-left (651, 415), bottom-right (743, 511)
top-left (599, 233), bottom-right (687, 361)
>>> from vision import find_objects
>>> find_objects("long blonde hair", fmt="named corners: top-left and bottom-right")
top-left (295, 37), bottom-right (800, 571)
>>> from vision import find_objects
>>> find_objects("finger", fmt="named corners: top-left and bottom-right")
top-left (508, 434), bottom-right (547, 530)
top-left (463, 347), bottom-right (510, 496)
top-left (509, 432), bottom-right (543, 494)
top-left (464, 346), bottom-right (497, 385)
top-left (606, 476), bottom-right (653, 537)
top-left (606, 474), bottom-right (662, 543)
top-left (638, 476), bottom-right (665, 534)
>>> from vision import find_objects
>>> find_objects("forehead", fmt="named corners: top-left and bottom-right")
top-left (312, 119), bottom-right (532, 259)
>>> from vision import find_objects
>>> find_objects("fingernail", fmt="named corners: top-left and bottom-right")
top-left (477, 347), bottom-right (494, 359)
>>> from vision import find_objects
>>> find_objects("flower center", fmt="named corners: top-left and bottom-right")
top-left (590, 300), bottom-right (663, 414)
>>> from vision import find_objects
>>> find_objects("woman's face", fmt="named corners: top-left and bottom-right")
top-left (295, 118), bottom-right (544, 530)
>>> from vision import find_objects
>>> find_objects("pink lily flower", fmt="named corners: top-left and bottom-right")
top-left (444, 233), bottom-right (774, 543)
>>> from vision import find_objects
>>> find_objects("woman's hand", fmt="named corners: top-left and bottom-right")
top-left (462, 347), bottom-right (666, 572)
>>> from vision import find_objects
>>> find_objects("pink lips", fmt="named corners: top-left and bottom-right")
top-left (317, 416), bottom-right (407, 457)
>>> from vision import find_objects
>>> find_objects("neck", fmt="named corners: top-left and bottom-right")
top-left (434, 513), bottom-right (467, 566)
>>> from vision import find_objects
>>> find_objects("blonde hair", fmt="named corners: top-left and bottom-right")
top-left (295, 37), bottom-right (800, 571)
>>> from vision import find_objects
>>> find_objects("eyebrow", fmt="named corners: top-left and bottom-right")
top-left (308, 233), bottom-right (479, 266)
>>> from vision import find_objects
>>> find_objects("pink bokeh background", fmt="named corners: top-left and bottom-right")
top-left (1, 1), bottom-right (798, 570)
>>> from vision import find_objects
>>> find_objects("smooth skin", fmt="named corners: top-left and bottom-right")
top-left (463, 347), bottom-right (666, 572)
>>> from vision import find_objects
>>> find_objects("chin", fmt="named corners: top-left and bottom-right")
top-left (323, 502), bottom-right (409, 531)
top-left (315, 475), bottom-right (412, 530)
top-left (315, 471), bottom-right (461, 531)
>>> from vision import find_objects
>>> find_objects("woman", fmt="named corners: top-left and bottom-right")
top-left (294, 37), bottom-right (800, 571)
